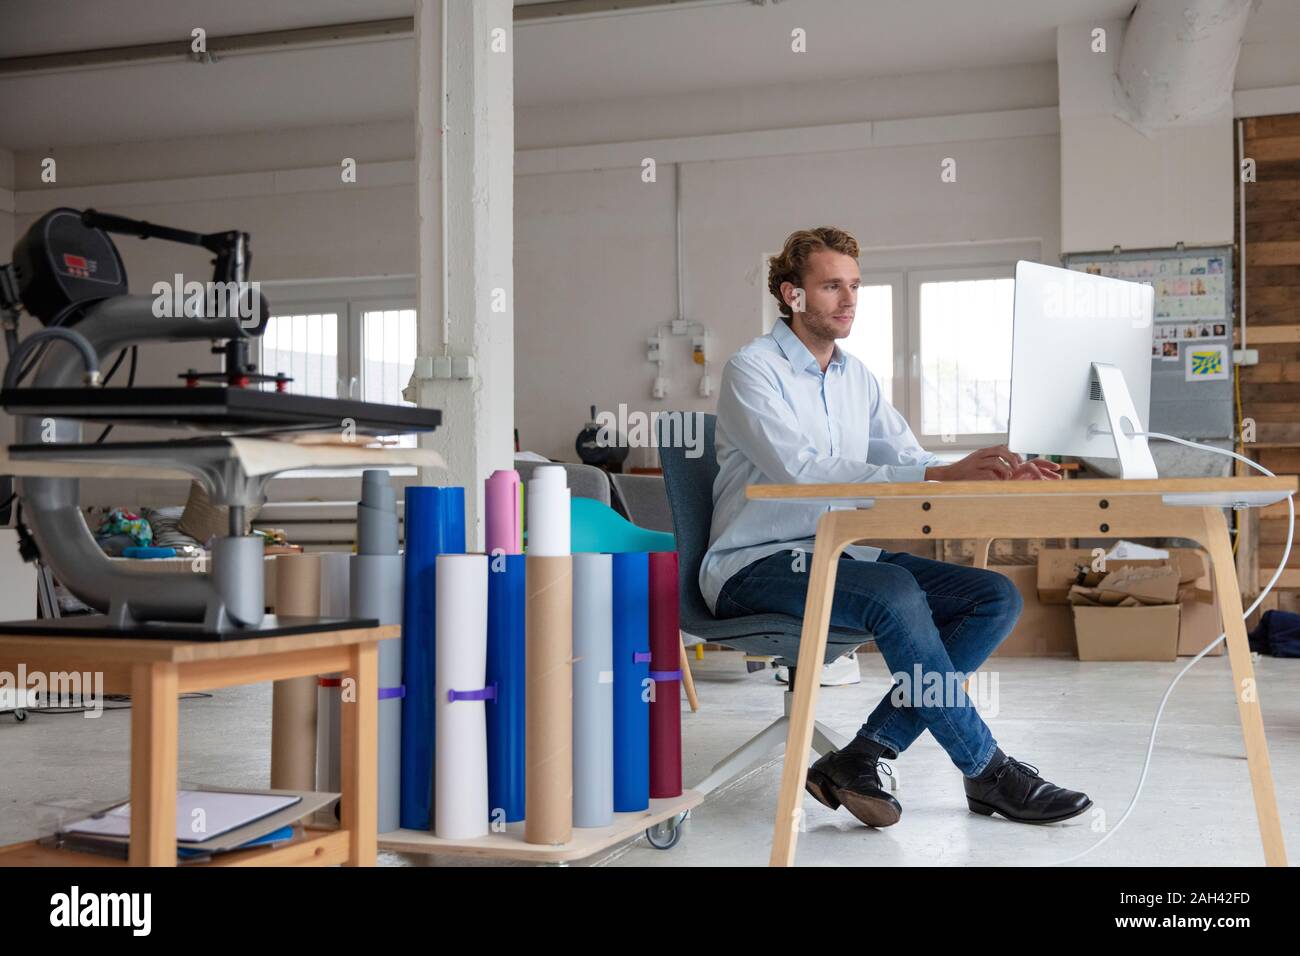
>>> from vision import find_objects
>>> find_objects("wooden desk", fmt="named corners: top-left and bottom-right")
top-left (0, 624), bottom-right (393, 867)
top-left (747, 476), bottom-right (1296, 867)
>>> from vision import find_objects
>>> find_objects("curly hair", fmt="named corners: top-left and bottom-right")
top-left (767, 227), bottom-right (861, 321)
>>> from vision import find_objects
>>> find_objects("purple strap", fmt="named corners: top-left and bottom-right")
top-left (633, 651), bottom-right (653, 664)
top-left (448, 682), bottom-right (498, 704)
top-left (378, 686), bottom-right (405, 701)
top-left (649, 669), bottom-right (682, 682)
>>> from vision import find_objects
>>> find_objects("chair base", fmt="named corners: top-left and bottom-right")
top-left (692, 686), bottom-right (900, 797)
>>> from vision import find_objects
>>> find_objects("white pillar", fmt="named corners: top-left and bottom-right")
top-left (414, 0), bottom-right (515, 549)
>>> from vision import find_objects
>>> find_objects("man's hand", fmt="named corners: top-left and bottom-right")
top-left (924, 445), bottom-right (1062, 482)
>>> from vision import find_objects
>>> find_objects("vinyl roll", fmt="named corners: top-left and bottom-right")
top-left (315, 551), bottom-right (351, 795)
top-left (272, 553), bottom-right (322, 792)
top-left (354, 553), bottom-right (404, 833)
top-left (611, 551), bottom-right (651, 812)
top-left (357, 469), bottom-right (399, 555)
top-left (434, 554), bottom-right (490, 840)
top-left (572, 553), bottom-right (614, 828)
top-left (648, 551), bottom-right (683, 799)
top-left (524, 554), bottom-right (573, 845)
top-left (525, 465), bottom-right (570, 556)
top-left (485, 469), bottom-right (522, 556)
top-left (486, 553), bottom-right (526, 823)
top-left (401, 486), bottom-right (466, 831)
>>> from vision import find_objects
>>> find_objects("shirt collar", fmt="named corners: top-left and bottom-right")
top-left (771, 318), bottom-right (846, 375)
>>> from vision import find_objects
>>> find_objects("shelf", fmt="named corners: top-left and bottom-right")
top-left (378, 791), bottom-right (703, 863)
top-left (0, 826), bottom-right (349, 867)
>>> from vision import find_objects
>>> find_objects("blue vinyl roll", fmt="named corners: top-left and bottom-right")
top-left (400, 485), bottom-right (466, 831)
top-left (611, 551), bottom-right (651, 812)
top-left (485, 553), bottom-right (527, 823)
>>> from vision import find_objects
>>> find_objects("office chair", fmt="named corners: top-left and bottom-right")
top-left (657, 413), bottom-right (893, 797)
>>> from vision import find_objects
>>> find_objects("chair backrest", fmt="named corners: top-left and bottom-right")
top-left (609, 472), bottom-right (674, 533)
top-left (514, 459), bottom-right (611, 505)
top-left (656, 412), bottom-right (719, 631)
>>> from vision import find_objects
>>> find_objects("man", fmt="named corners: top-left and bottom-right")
top-left (701, 226), bottom-right (1092, 829)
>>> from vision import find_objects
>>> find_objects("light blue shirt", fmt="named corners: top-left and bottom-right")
top-left (700, 319), bottom-right (942, 613)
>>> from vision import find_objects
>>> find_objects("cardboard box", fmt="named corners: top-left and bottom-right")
top-left (1038, 546), bottom-right (1222, 657)
top-left (1072, 604), bottom-right (1182, 661)
top-left (990, 564), bottom-right (1076, 657)
top-left (1178, 594), bottom-right (1224, 657)
top-left (1037, 548), bottom-right (1213, 606)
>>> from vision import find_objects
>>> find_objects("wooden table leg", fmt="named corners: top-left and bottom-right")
top-left (340, 642), bottom-right (378, 866)
top-left (770, 514), bottom-right (846, 867)
top-left (679, 635), bottom-right (699, 713)
top-left (129, 661), bottom-right (178, 867)
top-left (1202, 507), bottom-right (1289, 866)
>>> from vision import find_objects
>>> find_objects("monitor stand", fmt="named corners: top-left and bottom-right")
top-left (1091, 362), bottom-right (1159, 480)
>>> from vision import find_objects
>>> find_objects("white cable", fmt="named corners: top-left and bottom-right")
top-left (1046, 431), bottom-right (1293, 866)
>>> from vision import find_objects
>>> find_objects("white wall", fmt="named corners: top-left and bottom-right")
top-left (1057, 20), bottom-right (1234, 253)
top-left (515, 125), bottom-right (1061, 461)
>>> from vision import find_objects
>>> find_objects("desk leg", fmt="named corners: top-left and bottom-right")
top-left (1203, 507), bottom-right (1288, 866)
top-left (129, 662), bottom-right (178, 867)
top-left (340, 642), bottom-right (378, 866)
top-left (770, 518), bottom-right (845, 867)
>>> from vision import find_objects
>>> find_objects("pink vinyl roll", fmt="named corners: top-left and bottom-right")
top-left (485, 469), bottom-right (523, 555)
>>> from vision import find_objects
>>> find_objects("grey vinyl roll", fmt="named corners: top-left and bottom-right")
top-left (316, 552), bottom-right (351, 795)
top-left (354, 470), bottom-right (404, 833)
top-left (353, 552), bottom-right (403, 833)
top-left (571, 552), bottom-right (614, 828)
top-left (358, 470), bottom-right (400, 556)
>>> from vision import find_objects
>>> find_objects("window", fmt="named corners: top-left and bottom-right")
top-left (260, 310), bottom-right (341, 398)
top-left (911, 270), bottom-right (1015, 443)
top-left (837, 280), bottom-right (899, 406)
top-left (255, 277), bottom-right (420, 475)
top-left (361, 307), bottom-right (418, 449)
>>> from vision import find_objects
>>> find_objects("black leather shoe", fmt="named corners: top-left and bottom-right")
top-left (964, 755), bottom-right (1092, 824)
top-left (805, 750), bottom-right (902, 828)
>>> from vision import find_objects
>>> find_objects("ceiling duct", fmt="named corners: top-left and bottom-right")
top-left (1115, 0), bottom-right (1257, 133)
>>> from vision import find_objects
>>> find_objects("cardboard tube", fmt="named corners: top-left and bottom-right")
top-left (525, 554), bottom-right (573, 845)
top-left (272, 553), bottom-right (322, 791)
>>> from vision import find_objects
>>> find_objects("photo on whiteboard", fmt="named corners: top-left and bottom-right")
top-left (1185, 344), bottom-right (1229, 381)
top-left (1161, 341), bottom-right (1180, 361)
top-left (1213, 323), bottom-right (1227, 337)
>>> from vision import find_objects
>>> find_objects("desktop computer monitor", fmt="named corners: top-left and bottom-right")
top-left (1007, 260), bottom-right (1158, 478)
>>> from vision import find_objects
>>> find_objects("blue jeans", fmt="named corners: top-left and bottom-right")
top-left (715, 549), bottom-right (1022, 777)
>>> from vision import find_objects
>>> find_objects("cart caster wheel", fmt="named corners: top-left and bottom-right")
top-left (645, 812), bottom-right (687, 850)
top-left (14, 710), bottom-right (26, 722)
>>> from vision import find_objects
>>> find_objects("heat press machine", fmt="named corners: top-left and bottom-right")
top-left (0, 207), bottom-right (442, 639)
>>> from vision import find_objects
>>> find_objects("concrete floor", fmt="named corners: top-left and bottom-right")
top-left (2, 651), bottom-right (1296, 866)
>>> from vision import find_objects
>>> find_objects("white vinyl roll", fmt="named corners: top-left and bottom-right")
top-left (434, 553), bottom-right (490, 840)
top-left (316, 552), bottom-right (351, 794)
top-left (526, 465), bottom-right (571, 556)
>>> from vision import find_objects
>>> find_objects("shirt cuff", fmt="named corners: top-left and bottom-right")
top-left (893, 464), bottom-right (930, 483)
